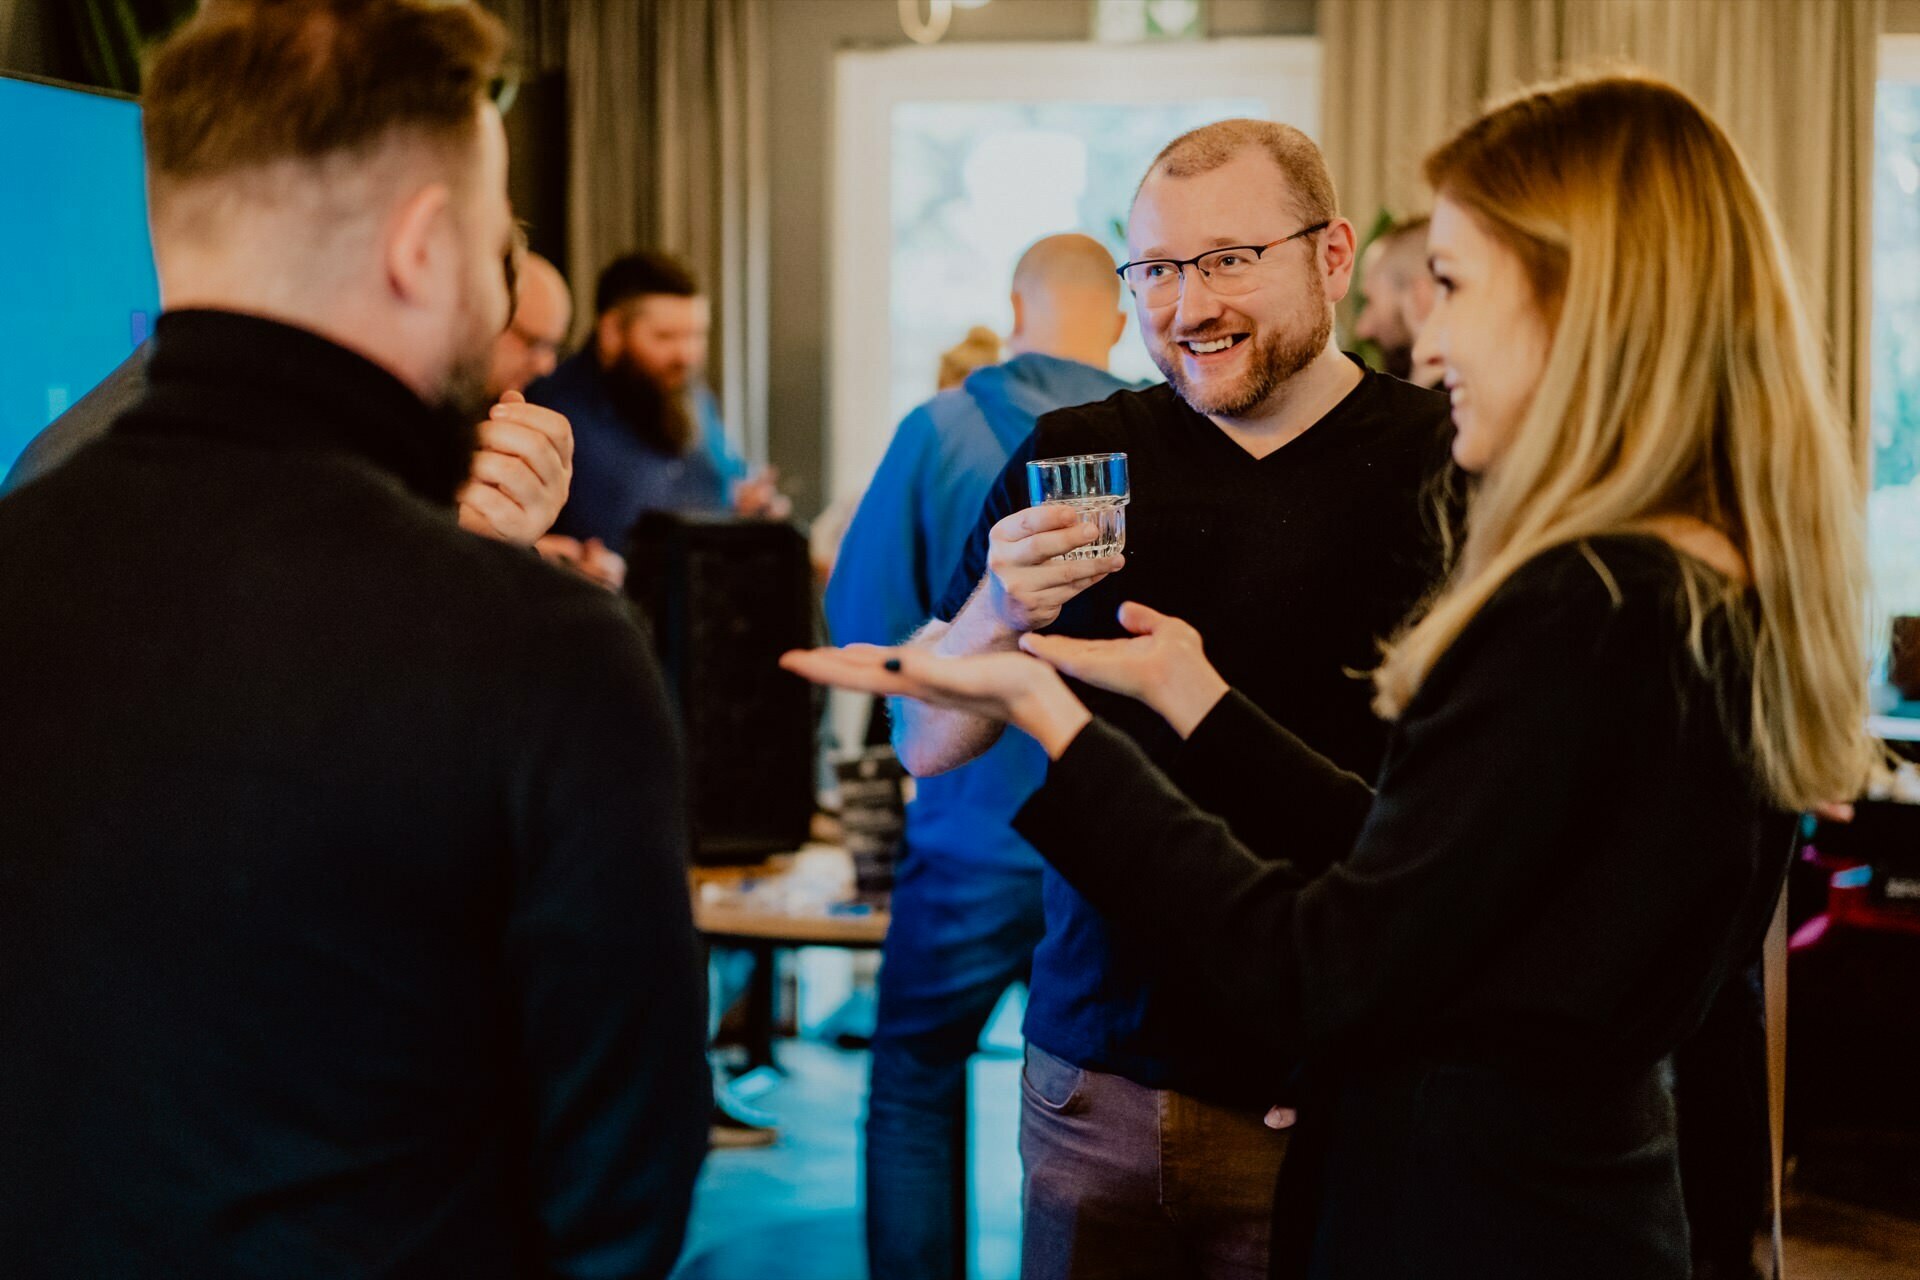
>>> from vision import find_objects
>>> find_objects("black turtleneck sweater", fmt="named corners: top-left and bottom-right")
top-left (0, 311), bottom-right (709, 1279)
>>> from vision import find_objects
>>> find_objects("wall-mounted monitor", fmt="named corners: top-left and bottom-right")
top-left (0, 74), bottom-right (159, 481)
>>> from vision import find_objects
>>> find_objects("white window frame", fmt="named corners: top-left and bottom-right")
top-left (826, 37), bottom-right (1321, 504)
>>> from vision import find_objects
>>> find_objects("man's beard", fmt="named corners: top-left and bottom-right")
top-left (1154, 263), bottom-right (1334, 418)
top-left (602, 351), bottom-right (695, 455)
top-left (440, 340), bottom-right (496, 426)
top-left (421, 307), bottom-right (494, 502)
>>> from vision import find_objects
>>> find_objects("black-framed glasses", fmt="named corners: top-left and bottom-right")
top-left (507, 320), bottom-right (562, 360)
top-left (1116, 221), bottom-right (1331, 304)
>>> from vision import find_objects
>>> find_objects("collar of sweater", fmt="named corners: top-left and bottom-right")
top-left (113, 308), bottom-right (473, 507)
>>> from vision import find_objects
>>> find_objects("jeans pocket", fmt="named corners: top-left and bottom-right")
top-left (1021, 1043), bottom-right (1087, 1114)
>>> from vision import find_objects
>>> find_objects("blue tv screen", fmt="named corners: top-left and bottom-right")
top-left (0, 75), bottom-right (159, 480)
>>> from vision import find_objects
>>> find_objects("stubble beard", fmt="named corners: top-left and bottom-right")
top-left (440, 263), bottom-right (507, 426)
top-left (1155, 259), bottom-right (1335, 419)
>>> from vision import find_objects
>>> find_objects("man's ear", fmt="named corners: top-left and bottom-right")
top-left (1109, 308), bottom-right (1127, 348)
top-left (1009, 291), bottom-right (1026, 341)
top-left (384, 180), bottom-right (453, 309)
top-left (1319, 217), bottom-right (1359, 305)
top-left (595, 309), bottom-right (624, 363)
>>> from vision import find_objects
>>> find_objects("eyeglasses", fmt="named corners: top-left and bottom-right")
top-left (508, 321), bottom-right (562, 360)
top-left (1116, 221), bottom-right (1331, 304)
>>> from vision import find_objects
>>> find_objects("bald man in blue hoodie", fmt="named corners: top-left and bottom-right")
top-left (827, 233), bottom-right (1138, 1280)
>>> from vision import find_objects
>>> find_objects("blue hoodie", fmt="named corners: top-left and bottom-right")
top-left (826, 352), bottom-right (1138, 869)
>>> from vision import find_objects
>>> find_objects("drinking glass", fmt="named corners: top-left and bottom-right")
top-left (1026, 452), bottom-right (1129, 560)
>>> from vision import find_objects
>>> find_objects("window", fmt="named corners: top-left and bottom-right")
top-left (830, 38), bottom-right (1319, 503)
top-left (1873, 36), bottom-right (1920, 636)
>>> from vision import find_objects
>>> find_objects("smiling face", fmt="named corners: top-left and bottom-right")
top-left (1420, 196), bottom-right (1553, 473)
top-left (1126, 148), bottom-right (1340, 420)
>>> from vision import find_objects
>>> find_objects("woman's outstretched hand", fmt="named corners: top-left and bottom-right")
top-left (779, 644), bottom-right (1094, 761)
top-left (1019, 602), bottom-right (1230, 740)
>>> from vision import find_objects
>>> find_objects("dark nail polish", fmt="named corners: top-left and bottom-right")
top-left (884, 658), bottom-right (902, 673)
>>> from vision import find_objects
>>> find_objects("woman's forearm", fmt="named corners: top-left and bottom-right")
top-left (1011, 673), bottom-right (1094, 759)
top-left (1151, 664), bottom-right (1231, 739)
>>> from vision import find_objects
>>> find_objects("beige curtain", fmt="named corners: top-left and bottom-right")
top-left (564, 0), bottom-right (771, 464)
top-left (1320, 0), bottom-right (1882, 430)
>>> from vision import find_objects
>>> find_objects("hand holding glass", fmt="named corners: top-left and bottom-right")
top-left (1027, 452), bottom-right (1129, 561)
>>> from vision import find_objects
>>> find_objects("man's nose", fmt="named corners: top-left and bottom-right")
top-left (1172, 267), bottom-right (1226, 328)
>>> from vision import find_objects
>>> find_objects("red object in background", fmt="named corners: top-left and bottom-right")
top-left (1787, 804), bottom-right (1920, 1137)
top-left (1792, 836), bottom-right (1920, 950)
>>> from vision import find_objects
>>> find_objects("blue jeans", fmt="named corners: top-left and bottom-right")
top-left (864, 851), bottom-right (1047, 1280)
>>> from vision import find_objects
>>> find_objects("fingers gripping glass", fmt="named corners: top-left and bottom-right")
top-left (1116, 221), bottom-right (1331, 305)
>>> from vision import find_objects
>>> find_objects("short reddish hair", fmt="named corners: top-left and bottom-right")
top-left (1140, 118), bottom-right (1338, 226)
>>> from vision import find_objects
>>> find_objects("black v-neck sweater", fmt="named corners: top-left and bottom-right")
top-left (934, 363), bottom-right (1455, 1101)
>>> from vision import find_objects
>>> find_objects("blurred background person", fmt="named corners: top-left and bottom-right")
top-left (488, 246), bottom-right (571, 396)
top-left (827, 232), bottom-right (1134, 1280)
top-left (530, 249), bottom-right (789, 552)
top-left (498, 252), bottom-right (630, 590)
top-left (810, 323), bottom-right (1009, 589)
top-left (1353, 214), bottom-right (1440, 387)
top-left (937, 324), bottom-right (1006, 391)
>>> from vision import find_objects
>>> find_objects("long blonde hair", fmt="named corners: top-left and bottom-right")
top-left (1373, 73), bottom-right (1875, 810)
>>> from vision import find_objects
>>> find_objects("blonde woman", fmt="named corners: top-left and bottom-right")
top-left (936, 324), bottom-right (1006, 390)
top-left (785, 74), bottom-right (1873, 1278)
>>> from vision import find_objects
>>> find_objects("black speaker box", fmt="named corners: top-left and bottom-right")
top-left (624, 513), bottom-right (816, 864)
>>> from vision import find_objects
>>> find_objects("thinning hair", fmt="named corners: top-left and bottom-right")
top-left (1011, 233), bottom-right (1120, 302)
top-left (1138, 118), bottom-right (1338, 225)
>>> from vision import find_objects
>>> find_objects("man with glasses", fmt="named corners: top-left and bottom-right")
top-left (892, 119), bottom-right (1454, 1278)
top-left (488, 249), bottom-right (571, 401)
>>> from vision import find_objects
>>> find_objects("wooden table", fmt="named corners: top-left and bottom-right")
top-left (692, 844), bottom-right (888, 1075)
top-left (695, 852), bottom-right (983, 1280)
top-left (692, 845), bottom-right (971, 1280)
top-left (693, 844), bottom-right (889, 948)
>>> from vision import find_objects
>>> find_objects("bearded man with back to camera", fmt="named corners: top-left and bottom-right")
top-left (0, 2), bottom-right (709, 1275)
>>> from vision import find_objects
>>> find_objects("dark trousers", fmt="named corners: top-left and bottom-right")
top-left (863, 852), bottom-right (1046, 1280)
top-left (1020, 1044), bottom-right (1291, 1280)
